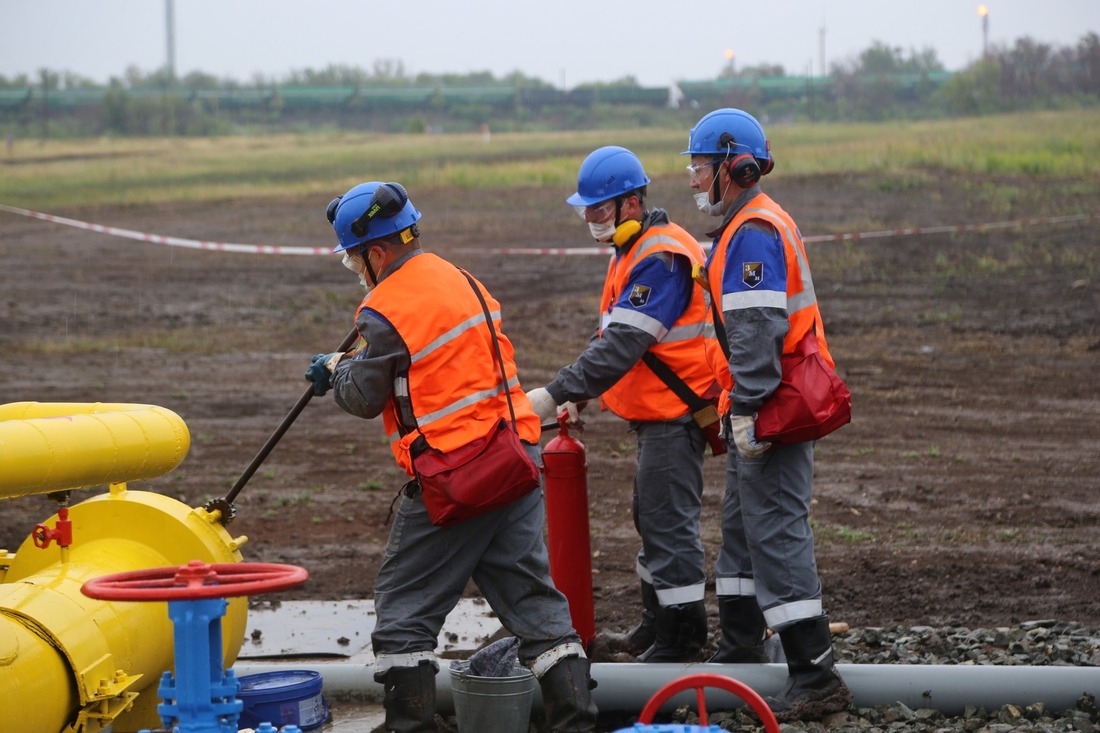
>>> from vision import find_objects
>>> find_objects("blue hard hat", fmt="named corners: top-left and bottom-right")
top-left (566, 146), bottom-right (652, 207)
top-left (327, 181), bottom-right (422, 253)
top-left (683, 108), bottom-right (771, 162)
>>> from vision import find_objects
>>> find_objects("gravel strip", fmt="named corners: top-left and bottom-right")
top-left (668, 620), bottom-right (1100, 732)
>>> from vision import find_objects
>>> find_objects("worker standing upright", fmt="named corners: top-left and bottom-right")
top-left (526, 146), bottom-right (722, 663)
top-left (683, 108), bottom-right (852, 721)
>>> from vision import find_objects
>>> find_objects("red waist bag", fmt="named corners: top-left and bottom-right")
top-left (755, 330), bottom-right (852, 444)
top-left (413, 418), bottom-right (540, 527)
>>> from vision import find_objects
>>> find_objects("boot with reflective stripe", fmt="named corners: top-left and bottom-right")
top-left (538, 655), bottom-right (599, 732)
top-left (377, 662), bottom-right (440, 733)
top-left (601, 579), bottom-right (657, 656)
top-left (707, 595), bottom-right (768, 663)
top-left (637, 600), bottom-right (707, 663)
top-left (765, 615), bottom-right (853, 722)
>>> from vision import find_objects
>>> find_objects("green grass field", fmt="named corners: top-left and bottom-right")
top-left (1, 110), bottom-right (1097, 210)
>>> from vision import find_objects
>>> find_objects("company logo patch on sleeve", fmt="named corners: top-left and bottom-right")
top-left (628, 284), bottom-right (652, 307)
top-left (742, 262), bottom-right (763, 288)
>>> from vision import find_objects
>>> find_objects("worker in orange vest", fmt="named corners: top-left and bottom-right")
top-left (526, 147), bottom-right (723, 663)
top-left (307, 181), bottom-right (597, 732)
top-left (684, 109), bottom-right (852, 721)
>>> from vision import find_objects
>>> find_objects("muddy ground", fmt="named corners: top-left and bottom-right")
top-left (2, 167), bottom-right (1098, 647)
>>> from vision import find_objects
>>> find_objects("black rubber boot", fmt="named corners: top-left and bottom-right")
top-left (602, 579), bottom-right (658, 656)
top-left (765, 615), bottom-right (853, 722)
top-left (538, 655), bottom-right (599, 732)
top-left (637, 600), bottom-right (708, 663)
top-left (706, 595), bottom-right (768, 663)
top-left (375, 662), bottom-right (440, 733)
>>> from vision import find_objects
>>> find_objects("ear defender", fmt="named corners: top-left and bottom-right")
top-left (727, 154), bottom-right (762, 189)
top-left (718, 131), bottom-right (763, 189)
top-left (326, 196), bottom-right (343, 224)
top-left (611, 220), bottom-right (642, 247)
top-left (351, 183), bottom-right (411, 237)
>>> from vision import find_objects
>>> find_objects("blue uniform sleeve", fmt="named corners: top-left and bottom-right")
top-left (608, 253), bottom-right (693, 338)
top-left (720, 226), bottom-right (788, 308)
top-left (720, 223), bottom-right (789, 415)
top-left (545, 252), bottom-right (693, 405)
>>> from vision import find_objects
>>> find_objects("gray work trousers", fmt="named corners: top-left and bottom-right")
top-left (632, 418), bottom-right (708, 607)
top-left (715, 439), bottom-right (824, 630)
top-left (372, 447), bottom-right (581, 667)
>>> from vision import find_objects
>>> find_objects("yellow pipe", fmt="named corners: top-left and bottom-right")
top-left (0, 402), bottom-right (190, 499)
top-left (0, 402), bottom-right (250, 733)
top-left (1, 487), bottom-right (250, 733)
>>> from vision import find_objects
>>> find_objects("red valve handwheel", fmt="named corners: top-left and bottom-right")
top-left (81, 560), bottom-right (308, 601)
top-left (637, 672), bottom-right (780, 732)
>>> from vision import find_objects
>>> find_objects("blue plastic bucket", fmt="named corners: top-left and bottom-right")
top-left (237, 670), bottom-right (329, 731)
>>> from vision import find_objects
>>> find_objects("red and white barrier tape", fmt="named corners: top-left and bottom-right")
top-left (801, 213), bottom-right (1092, 243)
top-left (1, 203), bottom-right (1092, 257)
top-left (0, 203), bottom-right (329, 256)
top-left (496, 213), bottom-right (1095, 255)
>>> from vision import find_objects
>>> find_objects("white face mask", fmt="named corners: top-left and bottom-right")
top-left (588, 219), bottom-right (617, 242)
top-left (342, 251), bottom-right (372, 291)
top-left (694, 190), bottom-right (728, 217)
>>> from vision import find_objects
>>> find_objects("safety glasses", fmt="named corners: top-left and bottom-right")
top-left (572, 199), bottom-right (617, 223)
top-left (686, 159), bottom-right (721, 185)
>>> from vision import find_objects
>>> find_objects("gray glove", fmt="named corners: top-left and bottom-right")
top-left (730, 414), bottom-right (771, 459)
top-left (526, 387), bottom-right (558, 424)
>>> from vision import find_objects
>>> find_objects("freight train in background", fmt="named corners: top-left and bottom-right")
top-left (0, 71), bottom-right (959, 137)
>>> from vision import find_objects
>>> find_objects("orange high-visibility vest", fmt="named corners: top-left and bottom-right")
top-left (359, 253), bottom-right (540, 475)
top-left (598, 223), bottom-right (721, 422)
top-left (706, 192), bottom-right (834, 408)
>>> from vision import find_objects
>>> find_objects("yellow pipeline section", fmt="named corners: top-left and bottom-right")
top-left (0, 401), bottom-right (191, 499)
top-left (0, 402), bottom-right (250, 733)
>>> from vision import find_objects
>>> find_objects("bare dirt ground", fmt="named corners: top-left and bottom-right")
top-left (2, 168), bottom-right (1098, 648)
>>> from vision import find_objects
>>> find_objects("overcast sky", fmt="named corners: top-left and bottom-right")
top-left (2, 0), bottom-right (1097, 89)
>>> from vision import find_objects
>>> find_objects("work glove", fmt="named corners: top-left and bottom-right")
top-left (729, 413), bottom-right (771, 459)
top-left (560, 401), bottom-right (581, 423)
top-left (526, 387), bottom-right (559, 424)
top-left (304, 352), bottom-right (345, 397)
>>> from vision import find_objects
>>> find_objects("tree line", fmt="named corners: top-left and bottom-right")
top-left (1, 33), bottom-right (1096, 139)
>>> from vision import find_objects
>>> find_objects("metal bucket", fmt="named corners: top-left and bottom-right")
top-left (449, 660), bottom-right (536, 733)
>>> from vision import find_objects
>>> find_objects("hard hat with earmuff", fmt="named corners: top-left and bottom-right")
top-left (683, 108), bottom-right (775, 190)
top-left (328, 181), bottom-right (423, 253)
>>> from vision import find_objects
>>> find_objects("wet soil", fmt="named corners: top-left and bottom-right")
top-left (2, 169), bottom-right (1098, 643)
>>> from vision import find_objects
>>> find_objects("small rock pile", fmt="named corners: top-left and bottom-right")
top-left (674, 620), bottom-right (1100, 732)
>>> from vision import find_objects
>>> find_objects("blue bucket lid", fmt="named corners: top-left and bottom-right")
top-left (238, 670), bottom-right (323, 701)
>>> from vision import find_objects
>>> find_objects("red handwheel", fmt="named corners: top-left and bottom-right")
top-left (81, 560), bottom-right (309, 601)
top-left (638, 672), bottom-right (780, 732)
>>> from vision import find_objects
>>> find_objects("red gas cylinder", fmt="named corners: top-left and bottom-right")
top-left (542, 414), bottom-right (595, 648)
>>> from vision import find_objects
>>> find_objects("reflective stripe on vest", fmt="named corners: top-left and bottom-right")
top-left (361, 253), bottom-right (539, 473)
top-left (708, 194), bottom-right (833, 368)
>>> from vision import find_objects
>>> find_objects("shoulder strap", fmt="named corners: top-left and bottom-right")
top-left (709, 296), bottom-right (732, 361)
top-left (459, 268), bottom-right (519, 432)
top-left (640, 351), bottom-right (709, 412)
